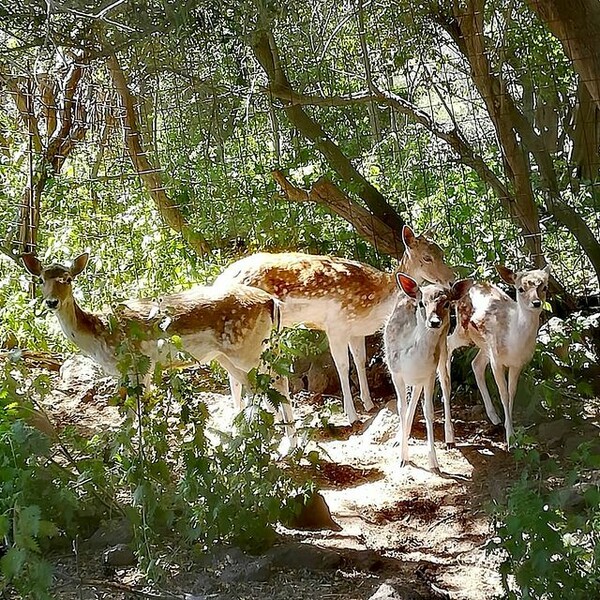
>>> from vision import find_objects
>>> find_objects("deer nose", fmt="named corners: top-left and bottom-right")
top-left (429, 317), bottom-right (442, 328)
top-left (46, 299), bottom-right (59, 310)
top-left (532, 300), bottom-right (542, 308)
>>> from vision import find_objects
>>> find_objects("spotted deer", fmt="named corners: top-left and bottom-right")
top-left (447, 265), bottom-right (551, 446)
top-left (22, 252), bottom-right (295, 443)
top-left (384, 274), bottom-right (473, 472)
top-left (213, 226), bottom-right (455, 426)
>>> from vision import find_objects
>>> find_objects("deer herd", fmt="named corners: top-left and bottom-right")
top-left (21, 225), bottom-right (551, 473)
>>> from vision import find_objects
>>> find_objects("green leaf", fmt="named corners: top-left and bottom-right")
top-left (0, 546), bottom-right (27, 578)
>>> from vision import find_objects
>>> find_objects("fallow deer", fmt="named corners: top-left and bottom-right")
top-left (22, 252), bottom-right (296, 443)
top-left (384, 274), bottom-right (473, 472)
top-left (446, 265), bottom-right (551, 446)
top-left (213, 226), bottom-right (455, 426)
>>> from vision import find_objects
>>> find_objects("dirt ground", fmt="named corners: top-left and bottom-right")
top-left (20, 353), bottom-right (521, 600)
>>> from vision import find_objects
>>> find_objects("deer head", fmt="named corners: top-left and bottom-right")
top-left (496, 264), bottom-right (551, 312)
top-left (22, 253), bottom-right (89, 312)
top-left (396, 272), bottom-right (473, 329)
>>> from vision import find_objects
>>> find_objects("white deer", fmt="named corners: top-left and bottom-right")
top-left (213, 226), bottom-right (455, 426)
top-left (384, 274), bottom-right (473, 472)
top-left (446, 264), bottom-right (551, 446)
top-left (22, 252), bottom-right (296, 443)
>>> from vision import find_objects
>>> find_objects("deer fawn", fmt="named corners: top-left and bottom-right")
top-left (214, 226), bottom-right (455, 426)
top-left (22, 252), bottom-right (296, 443)
top-left (447, 265), bottom-right (551, 447)
top-left (384, 274), bottom-right (472, 472)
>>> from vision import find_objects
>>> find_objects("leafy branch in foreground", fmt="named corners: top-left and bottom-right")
top-left (489, 433), bottom-right (600, 599)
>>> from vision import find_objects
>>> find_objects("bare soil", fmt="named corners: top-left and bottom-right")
top-left (18, 354), bottom-right (524, 600)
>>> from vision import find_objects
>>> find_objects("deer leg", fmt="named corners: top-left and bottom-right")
top-left (506, 365), bottom-right (523, 448)
top-left (271, 371), bottom-right (297, 450)
top-left (348, 336), bottom-right (374, 411)
top-left (422, 377), bottom-right (440, 473)
top-left (228, 374), bottom-right (244, 412)
top-left (327, 333), bottom-right (358, 424)
top-left (406, 384), bottom-right (423, 439)
top-left (437, 344), bottom-right (455, 447)
top-left (490, 360), bottom-right (512, 446)
top-left (390, 372), bottom-right (409, 466)
top-left (215, 355), bottom-right (252, 409)
top-left (472, 349), bottom-right (502, 425)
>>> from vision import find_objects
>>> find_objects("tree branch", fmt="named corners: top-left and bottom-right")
top-left (252, 28), bottom-right (406, 237)
top-left (271, 170), bottom-right (405, 258)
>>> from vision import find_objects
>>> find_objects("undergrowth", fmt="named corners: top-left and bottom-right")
top-left (0, 335), bottom-right (312, 597)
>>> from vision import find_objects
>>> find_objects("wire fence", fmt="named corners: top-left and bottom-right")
top-left (1, 4), bottom-right (599, 324)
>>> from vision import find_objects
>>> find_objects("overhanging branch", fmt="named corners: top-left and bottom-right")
top-left (271, 170), bottom-right (405, 258)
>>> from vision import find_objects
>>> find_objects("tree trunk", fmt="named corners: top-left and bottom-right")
top-left (107, 54), bottom-right (211, 257)
top-left (527, 0), bottom-right (600, 113)
top-left (448, 0), bottom-right (544, 264)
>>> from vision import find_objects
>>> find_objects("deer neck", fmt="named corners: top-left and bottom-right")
top-left (514, 301), bottom-right (542, 340)
top-left (56, 297), bottom-right (117, 373)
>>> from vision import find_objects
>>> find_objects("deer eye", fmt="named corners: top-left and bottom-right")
top-left (518, 287), bottom-right (525, 293)
top-left (422, 256), bottom-right (433, 263)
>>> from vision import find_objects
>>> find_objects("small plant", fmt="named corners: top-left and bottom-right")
top-left (489, 432), bottom-right (600, 599)
top-left (0, 358), bottom-right (110, 598)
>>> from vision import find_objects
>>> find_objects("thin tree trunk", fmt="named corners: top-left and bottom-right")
top-left (107, 54), bottom-right (211, 256)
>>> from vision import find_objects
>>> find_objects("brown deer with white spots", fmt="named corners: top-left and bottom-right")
top-left (22, 252), bottom-right (295, 443)
top-left (384, 274), bottom-right (473, 473)
top-left (214, 226), bottom-right (455, 426)
top-left (447, 265), bottom-right (551, 447)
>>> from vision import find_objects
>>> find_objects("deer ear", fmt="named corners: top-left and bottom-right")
top-left (70, 253), bottom-right (89, 277)
top-left (22, 253), bottom-right (42, 276)
top-left (396, 272), bottom-right (420, 298)
top-left (496, 265), bottom-right (516, 285)
top-left (450, 278), bottom-right (473, 301)
top-left (402, 225), bottom-right (416, 249)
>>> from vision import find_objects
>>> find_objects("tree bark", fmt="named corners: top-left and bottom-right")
top-left (527, 0), bottom-right (600, 112)
top-left (2, 56), bottom-right (92, 255)
top-left (440, 2), bottom-right (600, 287)
top-left (271, 170), bottom-right (405, 258)
top-left (447, 1), bottom-right (544, 264)
top-left (107, 54), bottom-right (211, 256)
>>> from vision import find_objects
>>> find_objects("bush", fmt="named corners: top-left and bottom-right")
top-left (489, 433), bottom-right (600, 599)
top-left (0, 347), bottom-right (312, 595)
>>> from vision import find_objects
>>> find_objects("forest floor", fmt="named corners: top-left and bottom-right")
top-left (12, 352), bottom-right (533, 600)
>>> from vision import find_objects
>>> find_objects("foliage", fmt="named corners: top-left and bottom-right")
top-left (0, 358), bottom-right (109, 598)
top-left (0, 336), bottom-right (312, 595)
top-left (517, 311), bottom-right (600, 422)
top-left (489, 434), bottom-right (600, 599)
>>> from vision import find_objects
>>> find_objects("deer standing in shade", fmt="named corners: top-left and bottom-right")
top-left (22, 252), bottom-right (296, 444)
top-left (384, 274), bottom-right (473, 472)
top-left (447, 265), bottom-right (551, 446)
top-left (214, 226), bottom-right (455, 427)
